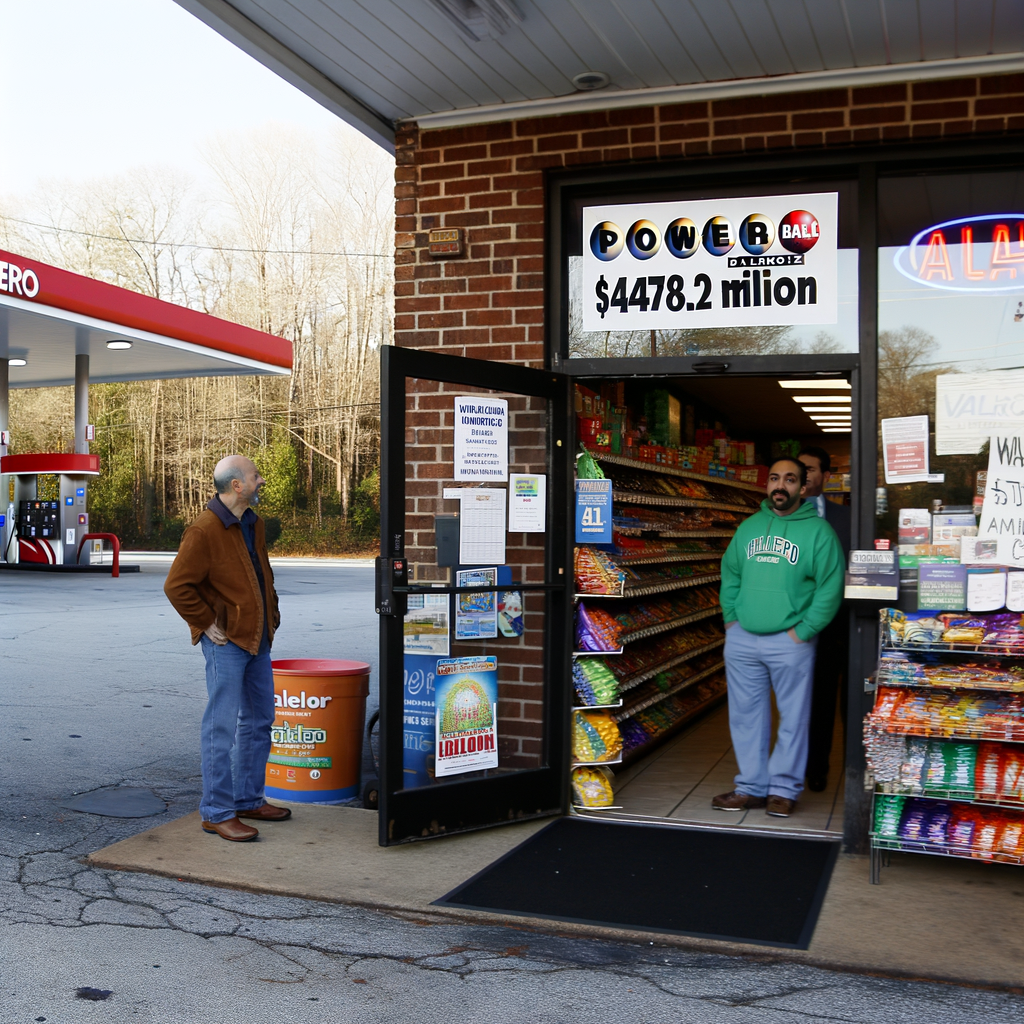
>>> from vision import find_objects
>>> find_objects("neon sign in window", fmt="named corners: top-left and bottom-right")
top-left (893, 215), bottom-right (1024, 293)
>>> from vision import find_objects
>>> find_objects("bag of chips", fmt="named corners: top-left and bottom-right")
top-left (575, 603), bottom-right (621, 652)
top-left (873, 794), bottom-right (905, 837)
top-left (571, 766), bottom-right (615, 807)
top-left (975, 743), bottom-right (1004, 801)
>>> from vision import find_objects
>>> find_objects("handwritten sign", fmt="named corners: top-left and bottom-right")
top-left (979, 435), bottom-right (1024, 568)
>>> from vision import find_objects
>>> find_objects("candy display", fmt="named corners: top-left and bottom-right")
top-left (574, 546), bottom-right (626, 596)
top-left (610, 624), bottom-right (725, 688)
top-left (571, 766), bottom-right (615, 807)
top-left (573, 658), bottom-right (620, 707)
top-left (623, 675), bottom-right (727, 755)
top-left (877, 653), bottom-right (1024, 692)
top-left (575, 603), bottom-right (622, 652)
top-left (572, 710), bottom-right (623, 763)
top-left (866, 686), bottom-right (1024, 742)
top-left (615, 652), bottom-right (725, 723)
top-left (881, 608), bottom-right (1024, 649)
top-left (872, 796), bottom-right (1024, 863)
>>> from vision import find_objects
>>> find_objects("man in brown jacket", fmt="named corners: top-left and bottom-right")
top-left (164, 455), bottom-right (289, 842)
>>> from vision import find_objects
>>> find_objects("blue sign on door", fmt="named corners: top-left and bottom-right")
top-left (575, 478), bottom-right (613, 544)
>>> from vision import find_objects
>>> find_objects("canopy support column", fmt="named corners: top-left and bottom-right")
top-left (75, 351), bottom-right (89, 454)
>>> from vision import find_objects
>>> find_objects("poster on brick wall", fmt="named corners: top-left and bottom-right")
top-left (434, 655), bottom-right (499, 777)
top-left (454, 396), bottom-right (508, 480)
top-left (582, 192), bottom-right (837, 332)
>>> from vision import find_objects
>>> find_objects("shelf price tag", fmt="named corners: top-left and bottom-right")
top-left (576, 479), bottom-right (612, 544)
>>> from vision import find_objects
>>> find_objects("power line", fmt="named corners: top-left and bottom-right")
top-left (0, 215), bottom-right (391, 258)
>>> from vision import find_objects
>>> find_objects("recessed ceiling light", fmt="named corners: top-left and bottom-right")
top-left (778, 379), bottom-right (850, 389)
top-left (792, 395), bottom-right (851, 403)
top-left (8, 357), bottom-right (26, 366)
top-left (573, 70), bottom-right (610, 91)
top-left (106, 340), bottom-right (132, 350)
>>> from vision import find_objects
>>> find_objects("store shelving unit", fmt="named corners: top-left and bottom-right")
top-left (867, 611), bottom-right (1024, 883)
top-left (573, 450), bottom-right (761, 798)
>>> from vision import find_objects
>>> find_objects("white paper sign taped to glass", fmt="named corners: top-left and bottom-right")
top-left (508, 473), bottom-right (546, 532)
top-left (881, 415), bottom-right (931, 484)
top-left (576, 479), bottom-right (613, 544)
top-left (978, 435), bottom-right (1024, 568)
top-left (453, 396), bottom-right (508, 481)
top-left (434, 655), bottom-right (499, 777)
top-left (582, 192), bottom-right (838, 332)
top-left (936, 370), bottom-right (1024, 456)
top-left (459, 488), bottom-right (506, 565)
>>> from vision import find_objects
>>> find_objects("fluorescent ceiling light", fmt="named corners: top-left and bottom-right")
top-left (106, 339), bottom-right (132, 350)
top-left (821, 427), bottom-right (851, 433)
top-left (778, 379), bottom-right (850, 389)
top-left (792, 395), bottom-right (851, 403)
top-left (802, 405), bottom-right (853, 413)
top-left (8, 357), bottom-right (27, 366)
top-left (811, 416), bottom-right (852, 422)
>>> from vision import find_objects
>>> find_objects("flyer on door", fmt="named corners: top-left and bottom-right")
top-left (434, 655), bottom-right (499, 777)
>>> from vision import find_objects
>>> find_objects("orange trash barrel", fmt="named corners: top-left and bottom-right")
top-left (265, 659), bottom-right (371, 804)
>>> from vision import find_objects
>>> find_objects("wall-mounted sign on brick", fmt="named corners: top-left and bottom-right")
top-left (428, 228), bottom-right (465, 258)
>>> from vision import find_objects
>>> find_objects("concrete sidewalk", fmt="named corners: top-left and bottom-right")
top-left (88, 805), bottom-right (1024, 990)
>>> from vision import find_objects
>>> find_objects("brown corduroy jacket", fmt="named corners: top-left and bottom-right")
top-left (164, 503), bottom-right (280, 654)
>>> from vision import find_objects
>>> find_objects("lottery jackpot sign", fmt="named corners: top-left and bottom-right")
top-left (581, 193), bottom-right (838, 332)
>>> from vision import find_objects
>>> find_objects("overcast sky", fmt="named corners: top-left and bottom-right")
top-left (0, 0), bottom-right (352, 196)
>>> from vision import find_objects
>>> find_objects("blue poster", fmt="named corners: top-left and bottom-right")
top-left (403, 655), bottom-right (437, 788)
top-left (575, 478), bottom-right (613, 544)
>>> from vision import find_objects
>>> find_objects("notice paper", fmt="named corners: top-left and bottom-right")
top-left (403, 594), bottom-right (450, 656)
top-left (979, 436), bottom-right (1024, 558)
top-left (434, 655), bottom-right (499, 778)
top-left (454, 567), bottom-right (498, 641)
top-left (454, 397), bottom-right (508, 481)
top-left (459, 488), bottom-right (506, 564)
top-left (967, 568), bottom-right (1007, 612)
top-left (882, 415), bottom-right (930, 484)
top-left (1007, 572), bottom-right (1024, 612)
top-left (917, 564), bottom-right (967, 611)
top-left (508, 473), bottom-right (546, 532)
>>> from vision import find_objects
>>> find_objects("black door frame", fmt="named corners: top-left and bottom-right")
top-left (378, 345), bottom-right (574, 845)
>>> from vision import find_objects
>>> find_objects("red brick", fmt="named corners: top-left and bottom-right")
top-left (632, 144), bottom-right (658, 160)
top-left (492, 207), bottom-right (544, 225)
top-left (794, 131), bottom-right (823, 147)
top-left (911, 100), bottom-right (970, 120)
top-left (420, 122), bottom-right (513, 149)
top-left (631, 125), bottom-right (656, 143)
top-left (514, 343), bottom-right (544, 361)
top-left (491, 139), bottom-right (534, 158)
top-left (395, 330), bottom-right (439, 348)
top-left (744, 135), bottom-right (766, 151)
top-left (852, 105), bottom-right (907, 124)
top-left (882, 123), bottom-right (911, 140)
top-left (465, 308), bottom-right (512, 326)
top-left (793, 110), bottom-right (845, 129)
top-left (515, 307), bottom-right (544, 324)
top-left (419, 182), bottom-right (440, 198)
top-left (493, 172), bottom-right (542, 191)
top-left (684, 140), bottom-right (710, 156)
top-left (603, 146), bottom-right (631, 162)
top-left (911, 121), bottom-right (943, 138)
top-left (714, 114), bottom-right (787, 135)
top-left (975, 116), bottom-right (1007, 132)
top-left (395, 281), bottom-right (414, 296)
top-left (516, 153), bottom-right (565, 171)
top-left (582, 128), bottom-right (629, 147)
top-left (943, 119), bottom-right (976, 135)
top-left (712, 88), bottom-right (848, 117)
top-left (467, 158), bottom-right (512, 175)
top-left (563, 148), bottom-right (603, 166)
top-left (443, 293), bottom-right (490, 310)
top-left (443, 144), bottom-right (487, 161)
top-left (538, 133), bottom-right (580, 152)
top-left (1008, 115), bottom-right (1024, 131)
top-left (464, 344), bottom-right (513, 361)
top-left (470, 190), bottom-right (512, 208)
top-left (419, 312), bottom-right (464, 329)
top-left (493, 241), bottom-right (543, 257)
top-left (394, 314), bottom-right (415, 331)
top-left (852, 126), bottom-right (881, 142)
top-left (498, 287), bottom-right (542, 305)
top-left (609, 106), bottom-right (655, 126)
top-left (444, 176), bottom-right (492, 195)
top-left (659, 100), bottom-right (709, 121)
top-left (517, 188), bottom-right (544, 206)
top-left (711, 137), bottom-right (743, 154)
top-left (660, 121), bottom-right (711, 142)
top-left (470, 226), bottom-right (512, 242)
top-left (420, 197), bottom-right (465, 214)
top-left (445, 211), bottom-right (490, 227)
top-left (468, 275), bottom-right (514, 292)
top-left (825, 128), bottom-right (853, 144)
top-left (468, 243), bottom-right (492, 259)
top-left (516, 111), bottom-right (608, 136)
top-left (419, 278), bottom-right (466, 294)
top-left (765, 133), bottom-right (794, 149)
top-left (977, 95), bottom-right (1024, 115)
top-left (395, 296), bottom-right (440, 312)
top-left (395, 199), bottom-right (416, 216)
top-left (658, 141), bottom-right (684, 157)
top-left (980, 73), bottom-right (1024, 95)
top-left (912, 77), bottom-right (977, 100)
top-left (853, 83), bottom-right (907, 105)
top-left (420, 162), bottom-right (466, 182)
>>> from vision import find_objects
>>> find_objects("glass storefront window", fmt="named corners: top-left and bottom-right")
top-left (876, 170), bottom-right (1024, 542)
top-left (565, 179), bottom-right (860, 359)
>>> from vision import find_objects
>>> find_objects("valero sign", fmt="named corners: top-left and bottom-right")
top-left (582, 192), bottom-right (837, 332)
top-left (894, 215), bottom-right (1024, 293)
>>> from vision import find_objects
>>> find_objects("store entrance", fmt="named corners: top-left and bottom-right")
top-left (569, 364), bottom-right (856, 838)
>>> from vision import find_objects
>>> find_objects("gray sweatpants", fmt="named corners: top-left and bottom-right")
top-left (723, 622), bottom-right (817, 801)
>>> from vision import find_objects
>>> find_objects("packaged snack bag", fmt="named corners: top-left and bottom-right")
top-left (573, 657), bottom-right (619, 706)
top-left (999, 748), bottom-right (1024, 804)
top-left (898, 799), bottom-right (930, 842)
top-left (571, 766), bottom-right (615, 807)
top-left (572, 710), bottom-right (622, 762)
top-left (949, 805), bottom-right (980, 848)
top-left (975, 743), bottom-right (1004, 801)
top-left (873, 794), bottom-right (905, 837)
top-left (923, 802), bottom-right (953, 849)
top-left (575, 603), bottom-right (621, 652)
top-left (942, 742), bottom-right (977, 793)
top-left (972, 816), bottom-right (1001, 860)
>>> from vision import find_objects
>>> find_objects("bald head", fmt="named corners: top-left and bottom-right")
top-left (213, 455), bottom-right (265, 517)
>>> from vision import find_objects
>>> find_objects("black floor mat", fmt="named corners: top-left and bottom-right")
top-left (435, 817), bottom-right (839, 948)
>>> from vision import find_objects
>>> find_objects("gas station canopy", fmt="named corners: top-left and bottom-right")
top-left (0, 248), bottom-right (292, 388)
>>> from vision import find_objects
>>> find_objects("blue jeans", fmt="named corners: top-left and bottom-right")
top-left (724, 623), bottom-right (818, 801)
top-left (199, 635), bottom-right (274, 823)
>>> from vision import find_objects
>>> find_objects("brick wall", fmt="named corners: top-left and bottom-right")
top-left (394, 72), bottom-right (1024, 369)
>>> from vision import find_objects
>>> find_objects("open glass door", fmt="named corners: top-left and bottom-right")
top-left (377, 346), bottom-right (571, 845)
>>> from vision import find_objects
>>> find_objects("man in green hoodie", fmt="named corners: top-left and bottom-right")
top-left (713, 458), bottom-right (844, 818)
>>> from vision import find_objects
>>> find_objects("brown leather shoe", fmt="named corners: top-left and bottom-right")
top-left (237, 802), bottom-right (292, 822)
top-left (202, 816), bottom-right (259, 842)
top-left (712, 790), bottom-right (767, 811)
top-left (767, 795), bottom-right (796, 817)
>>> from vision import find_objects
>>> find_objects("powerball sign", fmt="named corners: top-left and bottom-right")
top-left (582, 193), bottom-right (838, 332)
top-left (576, 479), bottom-right (612, 544)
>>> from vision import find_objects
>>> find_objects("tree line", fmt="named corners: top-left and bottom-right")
top-left (1, 125), bottom-right (392, 552)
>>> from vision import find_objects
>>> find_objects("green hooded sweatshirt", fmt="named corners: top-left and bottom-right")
top-left (720, 499), bottom-right (845, 641)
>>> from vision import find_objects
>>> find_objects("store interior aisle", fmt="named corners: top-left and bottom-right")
top-left (611, 704), bottom-right (845, 834)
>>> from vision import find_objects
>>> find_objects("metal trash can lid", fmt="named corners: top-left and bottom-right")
top-left (271, 659), bottom-right (371, 676)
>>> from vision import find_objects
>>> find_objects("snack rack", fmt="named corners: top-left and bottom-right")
top-left (866, 609), bottom-right (1024, 883)
top-left (570, 451), bottom-right (760, 810)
